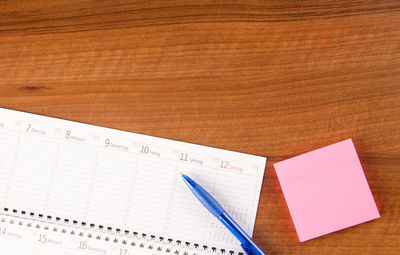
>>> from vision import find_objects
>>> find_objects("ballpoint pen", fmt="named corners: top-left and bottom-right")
top-left (181, 173), bottom-right (267, 255)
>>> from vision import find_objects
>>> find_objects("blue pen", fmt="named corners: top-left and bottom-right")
top-left (181, 173), bottom-right (266, 255)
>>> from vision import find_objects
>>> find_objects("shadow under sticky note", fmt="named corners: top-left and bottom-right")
top-left (274, 138), bottom-right (380, 242)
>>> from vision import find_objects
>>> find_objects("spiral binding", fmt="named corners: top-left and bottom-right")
top-left (1, 207), bottom-right (241, 255)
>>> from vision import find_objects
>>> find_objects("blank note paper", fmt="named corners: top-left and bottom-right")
top-left (0, 108), bottom-right (266, 255)
top-left (274, 139), bottom-right (380, 242)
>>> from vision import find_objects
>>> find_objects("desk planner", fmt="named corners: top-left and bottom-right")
top-left (0, 108), bottom-right (267, 255)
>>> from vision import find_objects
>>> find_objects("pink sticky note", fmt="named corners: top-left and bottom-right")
top-left (274, 139), bottom-right (380, 242)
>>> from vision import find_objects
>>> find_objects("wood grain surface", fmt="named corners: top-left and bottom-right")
top-left (1, 1), bottom-right (399, 254)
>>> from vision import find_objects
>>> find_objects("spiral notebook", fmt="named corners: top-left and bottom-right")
top-left (0, 107), bottom-right (266, 255)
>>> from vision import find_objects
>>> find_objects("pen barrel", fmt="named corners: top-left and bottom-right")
top-left (182, 174), bottom-right (266, 255)
top-left (192, 182), bottom-right (225, 218)
top-left (219, 213), bottom-right (267, 255)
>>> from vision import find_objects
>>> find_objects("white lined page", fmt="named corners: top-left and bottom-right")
top-left (0, 107), bottom-right (266, 252)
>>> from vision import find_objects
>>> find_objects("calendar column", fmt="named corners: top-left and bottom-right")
top-left (46, 129), bottom-right (98, 220)
top-left (0, 119), bottom-right (20, 205)
top-left (6, 122), bottom-right (59, 213)
top-left (86, 136), bottom-right (138, 228)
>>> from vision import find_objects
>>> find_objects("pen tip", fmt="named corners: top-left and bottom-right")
top-left (179, 171), bottom-right (183, 176)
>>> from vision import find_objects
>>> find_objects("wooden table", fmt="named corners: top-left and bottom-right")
top-left (1, 1), bottom-right (399, 254)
